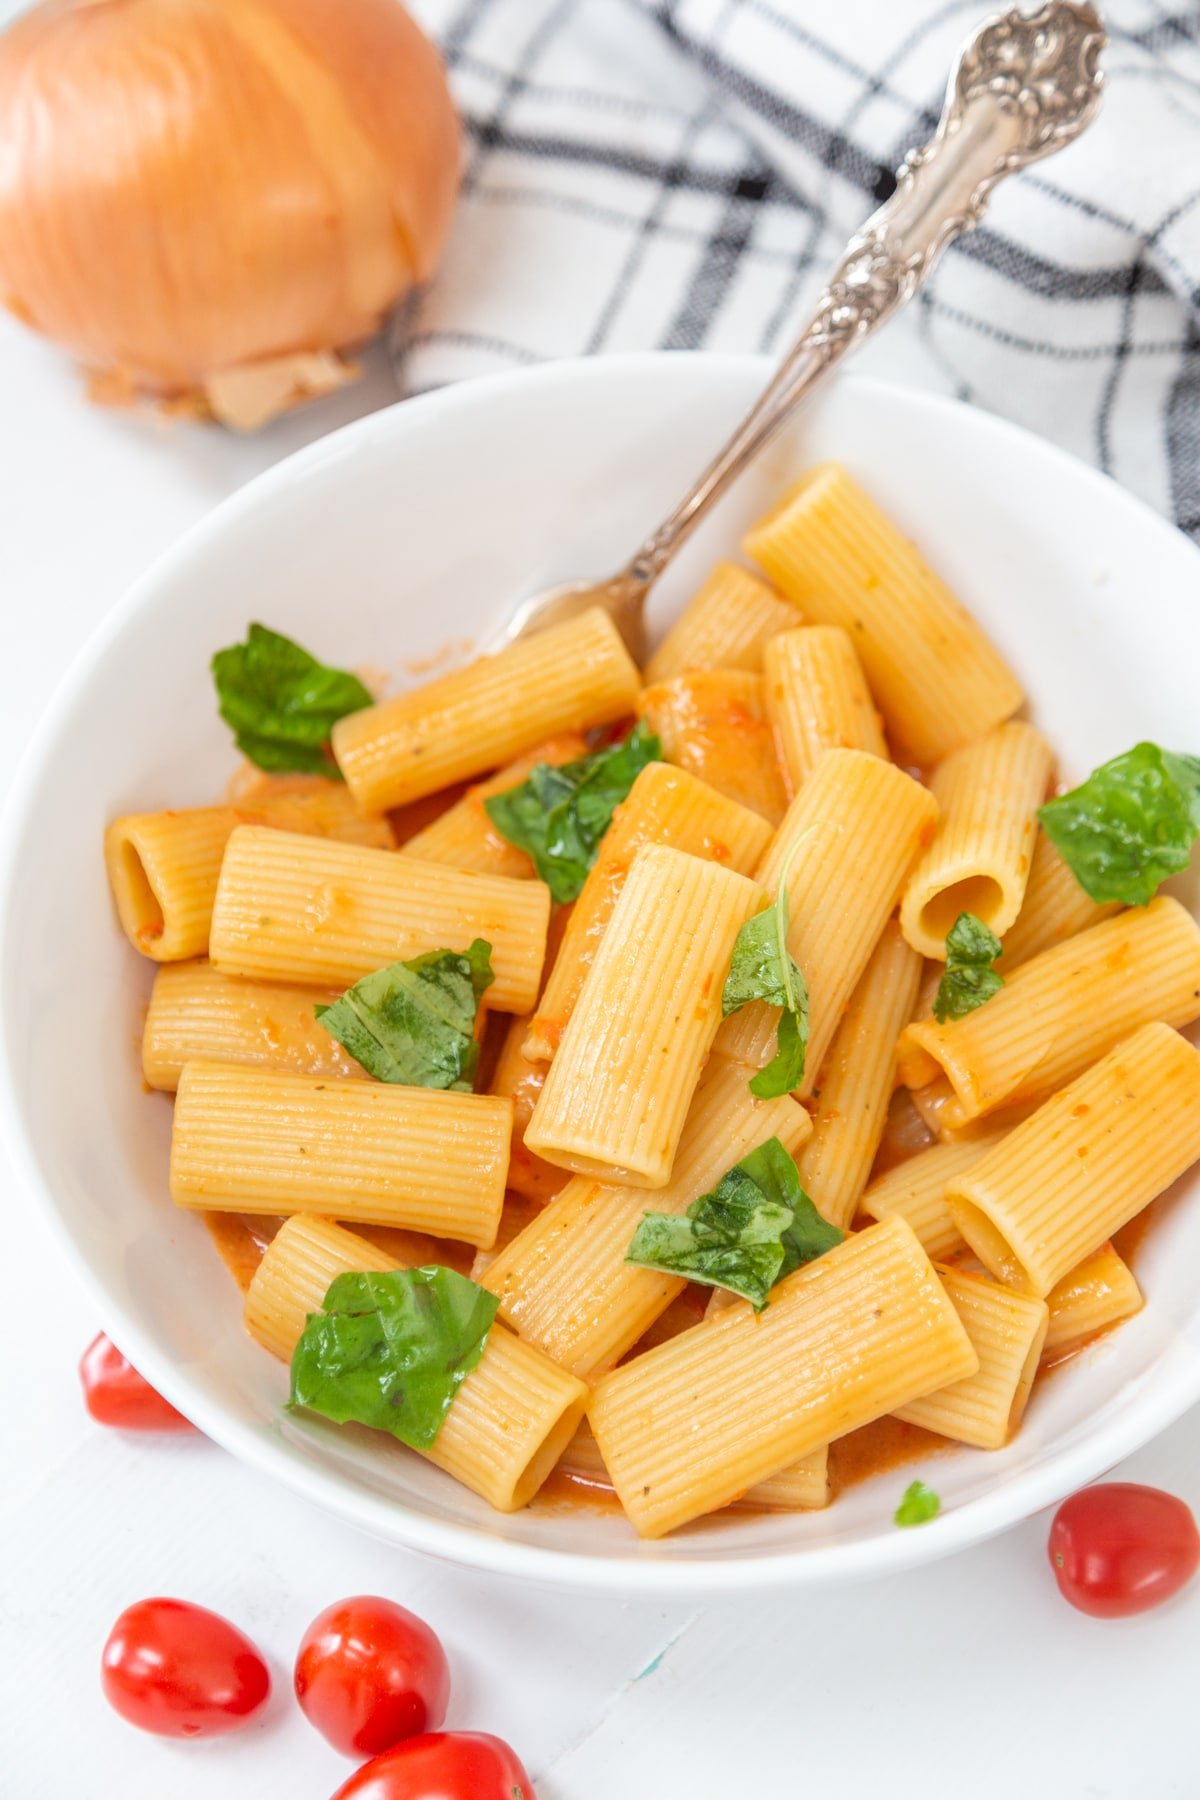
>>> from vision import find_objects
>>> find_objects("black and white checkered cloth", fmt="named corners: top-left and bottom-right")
top-left (398, 0), bottom-right (1200, 542)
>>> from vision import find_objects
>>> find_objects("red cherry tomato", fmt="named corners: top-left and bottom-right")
top-left (1049, 1482), bottom-right (1200, 1618)
top-left (296, 1596), bottom-right (450, 1757)
top-left (101, 1598), bottom-right (270, 1737)
top-left (80, 1333), bottom-right (195, 1431)
top-left (330, 1732), bottom-right (534, 1800)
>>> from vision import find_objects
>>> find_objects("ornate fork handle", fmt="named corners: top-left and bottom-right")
top-left (623, 0), bottom-right (1105, 591)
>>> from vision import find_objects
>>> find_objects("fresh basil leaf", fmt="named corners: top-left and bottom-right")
top-left (626, 1204), bottom-right (792, 1310)
top-left (730, 1136), bottom-right (843, 1275)
top-left (933, 911), bottom-right (1005, 1024)
top-left (212, 623), bottom-right (373, 775)
top-left (1038, 742), bottom-right (1200, 906)
top-left (483, 722), bottom-right (660, 902)
top-left (894, 1479), bottom-right (941, 1528)
top-left (722, 850), bottom-right (810, 1096)
top-left (748, 1004), bottom-right (808, 1100)
top-left (315, 940), bottom-right (493, 1089)
top-left (288, 1266), bottom-right (499, 1451)
top-left (625, 1136), bottom-right (843, 1310)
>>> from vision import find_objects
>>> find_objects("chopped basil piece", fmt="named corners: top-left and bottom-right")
top-left (722, 847), bottom-right (810, 1097)
top-left (212, 623), bottom-right (372, 775)
top-left (289, 1266), bottom-right (499, 1450)
top-left (933, 911), bottom-right (1004, 1023)
top-left (894, 1479), bottom-right (941, 1528)
top-left (315, 940), bottom-right (493, 1089)
top-left (483, 722), bottom-right (659, 902)
top-left (625, 1136), bottom-right (843, 1310)
top-left (1039, 742), bottom-right (1200, 906)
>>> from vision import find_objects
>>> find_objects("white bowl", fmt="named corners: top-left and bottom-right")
top-left (4, 354), bottom-right (1200, 1594)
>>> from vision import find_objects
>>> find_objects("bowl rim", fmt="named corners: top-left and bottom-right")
top-left (4, 350), bottom-right (1200, 1594)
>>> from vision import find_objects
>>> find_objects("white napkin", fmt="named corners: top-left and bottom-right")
top-left (401, 0), bottom-right (1200, 541)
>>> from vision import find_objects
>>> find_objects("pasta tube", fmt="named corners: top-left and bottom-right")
top-left (763, 626), bottom-right (887, 792)
top-left (523, 761), bottom-right (772, 1062)
top-left (482, 1059), bottom-right (811, 1377)
top-left (714, 749), bottom-right (938, 1095)
top-left (209, 825), bottom-right (550, 1014)
top-left (554, 1421), bottom-right (830, 1513)
top-left (400, 735), bottom-right (588, 879)
top-left (106, 785), bottom-right (393, 963)
top-left (638, 670), bottom-right (788, 823)
top-left (1043, 1243), bottom-right (1143, 1360)
top-left (332, 608), bottom-right (641, 811)
top-left (246, 1217), bottom-right (587, 1511)
top-left (897, 897), bottom-right (1200, 1127)
top-left (894, 1266), bottom-right (1048, 1449)
top-left (743, 462), bottom-right (1023, 766)
top-left (796, 920), bottom-right (922, 1229)
top-left (487, 1013), bottom-right (569, 1206)
top-left (945, 1023), bottom-right (1200, 1296)
top-left (525, 846), bottom-right (762, 1186)
top-left (588, 1216), bottom-right (978, 1538)
top-left (171, 1062), bottom-right (512, 1247)
top-left (222, 775), bottom-right (397, 848)
top-left (998, 830), bottom-right (1121, 970)
top-left (899, 723), bottom-right (1055, 957)
top-left (644, 561), bottom-right (799, 683)
top-left (106, 807), bottom-right (245, 963)
top-left (143, 960), bottom-right (362, 1091)
top-left (859, 1131), bottom-right (1006, 1258)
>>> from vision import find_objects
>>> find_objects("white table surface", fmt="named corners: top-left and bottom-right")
top-left (4, 303), bottom-right (1200, 1800)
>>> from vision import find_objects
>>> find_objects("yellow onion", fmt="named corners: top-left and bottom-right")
top-left (0, 0), bottom-right (460, 426)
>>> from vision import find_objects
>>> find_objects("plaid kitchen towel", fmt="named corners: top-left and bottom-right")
top-left (399, 0), bottom-right (1200, 541)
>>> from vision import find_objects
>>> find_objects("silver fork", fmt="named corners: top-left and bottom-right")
top-left (489, 0), bottom-right (1105, 662)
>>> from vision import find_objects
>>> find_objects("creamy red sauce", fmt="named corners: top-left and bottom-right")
top-left (203, 1214), bottom-right (279, 1295)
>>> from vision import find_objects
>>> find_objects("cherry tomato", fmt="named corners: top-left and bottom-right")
top-left (79, 1333), bottom-right (195, 1431)
top-left (296, 1596), bottom-right (450, 1757)
top-left (101, 1598), bottom-right (270, 1737)
top-left (330, 1732), bottom-right (534, 1800)
top-left (1049, 1482), bottom-right (1200, 1618)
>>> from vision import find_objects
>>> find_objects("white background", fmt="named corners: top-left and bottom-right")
top-left (3, 205), bottom-right (1200, 1800)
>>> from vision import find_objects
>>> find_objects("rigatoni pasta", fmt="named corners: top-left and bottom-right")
top-left (899, 722), bottom-right (1054, 957)
top-left (333, 607), bottom-right (640, 810)
top-left (858, 1132), bottom-right (1006, 1258)
top-left (555, 1420), bottom-right (831, 1513)
top-left (246, 1217), bottom-right (587, 1511)
top-left (796, 920), bottom-right (921, 1229)
top-left (106, 806), bottom-right (247, 963)
top-left (525, 845), bottom-right (762, 1185)
top-left (1043, 1243), bottom-right (1143, 1361)
top-left (171, 1061), bottom-right (511, 1247)
top-left (486, 1013), bottom-right (569, 1206)
top-left (105, 787), bottom-right (394, 962)
top-left (743, 462), bottom-right (1023, 766)
top-left (714, 749), bottom-right (938, 1094)
top-left (638, 670), bottom-right (788, 824)
top-left (898, 898), bottom-right (1200, 1126)
top-left (589, 1216), bottom-right (978, 1537)
top-left (998, 829), bottom-right (1121, 969)
top-left (945, 1023), bottom-right (1200, 1296)
top-left (210, 825), bottom-right (550, 1013)
top-left (643, 561), bottom-right (798, 682)
top-left (524, 761), bottom-right (772, 1062)
top-left (143, 960), bottom-right (362, 1091)
top-left (763, 626), bottom-right (887, 792)
top-left (893, 1266), bottom-right (1048, 1449)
